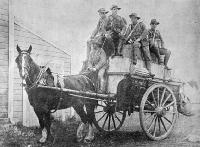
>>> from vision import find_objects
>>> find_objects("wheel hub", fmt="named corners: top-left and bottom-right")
top-left (155, 107), bottom-right (166, 117)
top-left (103, 103), bottom-right (116, 114)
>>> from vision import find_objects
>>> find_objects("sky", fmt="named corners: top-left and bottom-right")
top-left (13, 0), bottom-right (200, 82)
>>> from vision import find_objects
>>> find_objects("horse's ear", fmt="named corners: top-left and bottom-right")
top-left (17, 45), bottom-right (21, 53)
top-left (27, 45), bottom-right (32, 53)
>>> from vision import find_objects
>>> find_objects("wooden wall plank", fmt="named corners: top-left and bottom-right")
top-left (0, 112), bottom-right (8, 118)
top-left (0, 95), bottom-right (8, 106)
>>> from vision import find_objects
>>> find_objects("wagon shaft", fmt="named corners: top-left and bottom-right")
top-left (37, 85), bottom-right (115, 100)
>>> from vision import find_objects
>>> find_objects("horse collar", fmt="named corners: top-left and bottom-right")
top-left (26, 66), bottom-right (48, 91)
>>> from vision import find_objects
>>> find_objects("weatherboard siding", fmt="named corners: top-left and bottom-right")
top-left (0, 0), bottom-right (9, 118)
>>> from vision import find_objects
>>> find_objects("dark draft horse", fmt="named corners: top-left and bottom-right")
top-left (15, 45), bottom-right (98, 144)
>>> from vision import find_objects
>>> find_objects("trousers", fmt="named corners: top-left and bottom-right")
top-left (131, 41), bottom-right (152, 72)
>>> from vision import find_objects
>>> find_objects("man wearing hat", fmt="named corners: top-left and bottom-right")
top-left (87, 37), bottom-right (108, 93)
top-left (148, 19), bottom-right (171, 69)
top-left (86, 8), bottom-right (109, 60)
top-left (124, 13), bottom-right (153, 75)
top-left (106, 4), bottom-right (127, 57)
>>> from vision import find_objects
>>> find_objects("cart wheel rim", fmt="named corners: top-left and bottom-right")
top-left (93, 101), bottom-right (126, 132)
top-left (140, 83), bottom-right (178, 140)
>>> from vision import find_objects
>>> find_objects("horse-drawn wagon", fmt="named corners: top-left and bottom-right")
top-left (15, 44), bottom-right (190, 143)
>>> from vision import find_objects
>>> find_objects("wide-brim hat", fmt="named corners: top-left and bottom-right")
top-left (150, 19), bottom-right (160, 25)
top-left (129, 13), bottom-right (140, 19)
top-left (98, 8), bottom-right (109, 14)
top-left (110, 5), bottom-right (121, 10)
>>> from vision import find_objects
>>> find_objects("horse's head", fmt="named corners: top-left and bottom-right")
top-left (15, 45), bottom-right (33, 79)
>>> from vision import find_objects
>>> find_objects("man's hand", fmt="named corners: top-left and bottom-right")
top-left (135, 38), bottom-right (141, 42)
top-left (88, 67), bottom-right (96, 72)
top-left (128, 39), bottom-right (133, 44)
top-left (105, 32), bottom-right (111, 39)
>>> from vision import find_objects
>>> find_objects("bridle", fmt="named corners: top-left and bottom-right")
top-left (19, 51), bottom-right (47, 91)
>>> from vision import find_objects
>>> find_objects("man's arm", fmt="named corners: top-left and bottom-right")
top-left (106, 16), bottom-right (112, 31)
top-left (120, 17), bottom-right (127, 35)
top-left (87, 53), bottom-right (93, 68)
top-left (91, 21), bottom-right (100, 38)
top-left (94, 50), bottom-right (107, 70)
top-left (157, 30), bottom-right (165, 48)
top-left (137, 22), bottom-right (148, 41)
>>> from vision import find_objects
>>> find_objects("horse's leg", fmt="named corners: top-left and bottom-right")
top-left (43, 112), bottom-right (54, 143)
top-left (73, 104), bottom-right (88, 142)
top-left (34, 109), bottom-right (45, 130)
top-left (84, 103), bottom-right (96, 143)
top-left (34, 109), bottom-right (48, 143)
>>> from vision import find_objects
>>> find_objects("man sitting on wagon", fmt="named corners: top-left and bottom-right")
top-left (87, 37), bottom-right (108, 93)
top-left (148, 19), bottom-right (171, 69)
top-left (106, 4), bottom-right (127, 57)
top-left (86, 8), bottom-right (113, 60)
top-left (123, 13), bottom-right (154, 76)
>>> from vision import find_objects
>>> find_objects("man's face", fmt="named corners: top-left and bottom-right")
top-left (150, 23), bottom-right (157, 29)
top-left (130, 16), bottom-right (138, 24)
top-left (111, 8), bottom-right (118, 15)
top-left (99, 12), bottom-right (106, 18)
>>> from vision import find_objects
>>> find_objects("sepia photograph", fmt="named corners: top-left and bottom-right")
top-left (0, 0), bottom-right (200, 146)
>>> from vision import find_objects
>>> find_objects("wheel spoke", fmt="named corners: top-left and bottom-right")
top-left (145, 113), bottom-right (156, 122)
top-left (115, 114), bottom-right (122, 123)
top-left (153, 117), bottom-right (157, 137)
top-left (102, 114), bottom-right (109, 129)
top-left (111, 115), bottom-right (116, 129)
top-left (167, 111), bottom-right (176, 114)
top-left (147, 115), bottom-right (157, 132)
top-left (117, 111), bottom-right (123, 115)
top-left (162, 93), bottom-right (172, 106)
top-left (164, 100), bottom-right (175, 108)
top-left (158, 117), bottom-right (161, 134)
top-left (108, 115), bottom-right (111, 131)
top-left (157, 88), bottom-right (160, 106)
top-left (146, 100), bottom-right (155, 109)
top-left (160, 88), bottom-right (166, 106)
top-left (143, 110), bottom-right (157, 113)
top-left (97, 112), bottom-right (106, 122)
top-left (160, 117), bottom-right (167, 132)
top-left (163, 116), bottom-right (172, 125)
top-left (95, 110), bottom-right (104, 114)
top-left (151, 91), bottom-right (157, 107)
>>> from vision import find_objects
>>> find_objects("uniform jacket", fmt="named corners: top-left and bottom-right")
top-left (125, 21), bottom-right (149, 46)
top-left (88, 47), bottom-right (107, 71)
top-left (92, 17), bottom-right (108, 37)
top-left (148, 29), bottom-right (164, 48)
top-left (107, 14), bottom-right (127, 34)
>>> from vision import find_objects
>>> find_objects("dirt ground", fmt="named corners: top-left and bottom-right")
top-left (0, 104), bottom-right (200, 147)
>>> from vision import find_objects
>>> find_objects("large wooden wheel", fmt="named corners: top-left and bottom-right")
top-left (93, 100), bottom-right (126, 132)
top-left (139, 83), bottom-right (178, 140)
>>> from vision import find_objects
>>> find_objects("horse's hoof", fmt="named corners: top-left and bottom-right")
top-left (84, 138), bottom-right (94, 144)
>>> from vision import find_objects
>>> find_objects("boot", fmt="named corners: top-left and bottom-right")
top-left (159, 55), bottom-right (165, 65)
top-left (117, 40), bottom-right (123, 57)
top-left (146, 61), bottom-right (155, 77)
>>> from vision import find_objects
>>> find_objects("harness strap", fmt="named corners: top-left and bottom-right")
top-left (26, 66), bottom-right (49, 90)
